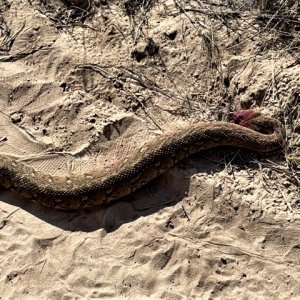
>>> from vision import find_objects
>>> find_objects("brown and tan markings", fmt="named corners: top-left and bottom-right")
top-left (0, 110), bottom-right (285, 210)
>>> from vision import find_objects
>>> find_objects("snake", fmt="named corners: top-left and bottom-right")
top-left (0, 110), bottom-right (285, 210)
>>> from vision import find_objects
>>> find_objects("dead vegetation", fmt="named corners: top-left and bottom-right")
top-left (31, 0), bottom-right (94, 27)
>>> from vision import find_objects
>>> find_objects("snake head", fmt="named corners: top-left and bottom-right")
top-left (231, 110), bottom-right (261, 126)
top-left (231, 110), bottom-right (281, 135)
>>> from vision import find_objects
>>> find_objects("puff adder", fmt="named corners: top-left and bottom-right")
top-left (0, 110), bottom-right (285, 210)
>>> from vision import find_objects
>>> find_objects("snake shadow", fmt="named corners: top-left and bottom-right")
top-left (0, 148), bottom-right (284, 233)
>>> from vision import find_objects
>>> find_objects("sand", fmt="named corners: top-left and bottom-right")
top-left (0, 1), bottom-right (300, 299)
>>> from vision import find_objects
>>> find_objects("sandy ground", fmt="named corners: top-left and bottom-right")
top-left (0, 0), bottom-right (300, 299)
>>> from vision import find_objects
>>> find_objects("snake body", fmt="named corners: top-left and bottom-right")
top-left (0, 110), bottom-right (284, 210)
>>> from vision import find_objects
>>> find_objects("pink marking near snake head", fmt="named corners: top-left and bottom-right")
top-left (231, 109), bottom-right (262, 127)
